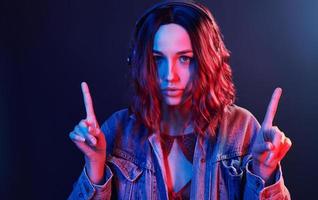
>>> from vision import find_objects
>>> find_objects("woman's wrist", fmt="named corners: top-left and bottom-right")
top-left (251, 160), bottom-right (277, 186)
top-left (85, 159), bottom-right (106, 185)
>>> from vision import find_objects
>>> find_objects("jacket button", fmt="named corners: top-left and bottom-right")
top-left (200, 158), bottom-right (205, 163)
top-left (79, 193), bottom-right (84, 198)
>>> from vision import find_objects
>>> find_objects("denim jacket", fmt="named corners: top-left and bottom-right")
top-left (68, 104), bottom-right (290, 200)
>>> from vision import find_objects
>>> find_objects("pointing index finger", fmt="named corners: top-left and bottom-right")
top-left (262, 87), bottom-right (282, 129)
top-left (81, 82), bottom-right (97, 123)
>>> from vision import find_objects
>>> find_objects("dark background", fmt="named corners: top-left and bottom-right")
top-left (1, 0), bottom-right (317, 199)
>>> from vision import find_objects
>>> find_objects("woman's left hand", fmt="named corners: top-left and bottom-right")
top-left (251, 88), bottom-right (292, 184)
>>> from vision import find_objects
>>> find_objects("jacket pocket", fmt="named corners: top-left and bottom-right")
top-left (108, 155), bottom-right (145, 199)
top-left (109, 156), bottom-right (143, 182)
top-left (220, 155), bottom-right (245, 200)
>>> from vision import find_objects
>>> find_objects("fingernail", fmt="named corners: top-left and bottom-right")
top-left (268, 143), bottom-right (274, 150)
top-left (91, 138), bottom-right (97, 145)
top-left (79, 136), bottom-right (85, 142)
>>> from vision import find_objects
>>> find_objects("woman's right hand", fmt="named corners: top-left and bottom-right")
top-left (69, 82), bottom-right (107, 184)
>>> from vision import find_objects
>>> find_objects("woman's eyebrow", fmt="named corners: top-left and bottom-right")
top-left (152, 49), bottom-right (193, 55)
top-left (176, 50), bottom-right (193, 55)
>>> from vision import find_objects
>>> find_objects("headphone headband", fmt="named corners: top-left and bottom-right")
top-left (135, 0), bottom-right (212, 30)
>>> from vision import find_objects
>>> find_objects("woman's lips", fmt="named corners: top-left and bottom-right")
top-left (162, 89), bottom-right (183, 97)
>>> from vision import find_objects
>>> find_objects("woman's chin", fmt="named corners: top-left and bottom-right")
top-left (163, 97), bottom-right (182, 106)
top-left (163, 96), bottom-right (191, 108)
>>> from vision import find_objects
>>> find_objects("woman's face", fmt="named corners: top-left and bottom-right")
top-left (153, 23), bottom-right (194, 106)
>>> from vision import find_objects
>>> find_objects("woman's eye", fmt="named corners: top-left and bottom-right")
top-left (179, 56), bottom-right (192, 64)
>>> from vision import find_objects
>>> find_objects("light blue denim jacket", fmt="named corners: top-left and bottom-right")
top-left (69, 104), bottom-right (290, 200)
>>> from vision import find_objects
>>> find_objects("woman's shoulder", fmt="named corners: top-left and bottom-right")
top-left (225, 104), bottom-right (255, 116)
top-left (102, 108), bottom-right (136, 126)
top-left (218, 104), bottom-right (261, 140)
top-left (223, 104), bottom-right (260, 125)
top-left (98, 108), bottom-right (133, 141)
top-left (100, 108), bottom-right (148, 155)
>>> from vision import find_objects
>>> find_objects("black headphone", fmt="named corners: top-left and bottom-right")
top-left (127, 0), bottom-right (213, 65)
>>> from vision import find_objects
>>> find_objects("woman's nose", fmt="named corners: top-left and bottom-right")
top-left (165, 60), bottom-right (179, 82)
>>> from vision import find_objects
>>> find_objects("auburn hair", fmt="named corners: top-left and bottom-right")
top-left (128, 2), bottom-right (235, 137)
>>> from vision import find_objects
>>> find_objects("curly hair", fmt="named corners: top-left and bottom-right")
top-left (128, 1), bottom-right (236, 137)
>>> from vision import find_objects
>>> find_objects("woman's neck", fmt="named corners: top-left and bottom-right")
top-left (161, 100), bottom-right (192, 136)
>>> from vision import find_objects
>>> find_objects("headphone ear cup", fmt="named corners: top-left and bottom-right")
top-left (127, 44), bottom-right (136, 66)
top-left (127, 36), bottom-right (136, 66)
top-left (127, 56), bottom-right (132, 66)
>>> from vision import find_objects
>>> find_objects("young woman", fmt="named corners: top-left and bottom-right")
top-left (68, 1), bottom-right (292, 199)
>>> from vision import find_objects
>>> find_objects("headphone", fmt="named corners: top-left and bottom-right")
top-left (127, 0), bottom-right (214, 65)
